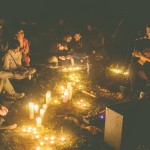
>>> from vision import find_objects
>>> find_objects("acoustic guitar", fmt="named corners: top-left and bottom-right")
top-left (132, 48), bottom-right (150, 65)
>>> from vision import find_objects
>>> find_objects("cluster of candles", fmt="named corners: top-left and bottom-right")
top-left (29, 102), bottom-right (47, 127)
top-left (21, 127), bottom-right (66, 150)
top-left (60, 82), bottom-right (73, 103)
top-left (109, 66), bottom-right (129, 76)
top-left (62, 66), bottom-right (81, 72)
top-left (76, 99), bottom-right (89, 108)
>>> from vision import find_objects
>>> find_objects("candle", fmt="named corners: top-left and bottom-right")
top-left (36, 147), bottom-right (41, 150)
top-left (60, 137), bottom-right (66, 142)
top-left (63, 89), bottom-right (68, 103)
top-left (40, 109), bottom-right (45, 118)
top-left (43, 104), bottom-right (47, 111)
top-left (34, 104), bottom-right (39, 113)
top-left (67, 82), bottom-right (73, 101)
top-left (36, 117), bottom-right (42, 127)
top-left (46, 91), bottom-right (51, 105)
top-left (29, 102), bottom-right (34, 119)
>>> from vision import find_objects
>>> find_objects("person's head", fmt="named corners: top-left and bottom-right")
top-left (9, 39), bottom-right (20, 52)
top-left (146, 24), bottom-right (150, 39)
top-left (15, 29), bottom-right (25, 39)
top-left (74, 33), bottom-right (81, 41)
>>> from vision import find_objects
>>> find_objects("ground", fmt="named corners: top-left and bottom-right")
top-left (0, 64), bottom-right (149, 150)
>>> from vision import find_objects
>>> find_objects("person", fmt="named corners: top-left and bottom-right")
top-left (0, 104), bottom-right (17, 130)
top-left (129, 24), bottom-right (150, 98)
top-left (2, 39), bottom-right (36, 80)
top-left (15, 29), bottom-right (30, 67)
top-left (48, 41), bottom-right (74, 66)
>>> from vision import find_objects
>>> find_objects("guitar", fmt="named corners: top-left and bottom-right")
top-left (132, 48), bottom-right (150, 65)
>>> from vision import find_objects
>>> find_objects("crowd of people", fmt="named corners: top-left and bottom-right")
top-left (0, 16), bottom-right (150, 129)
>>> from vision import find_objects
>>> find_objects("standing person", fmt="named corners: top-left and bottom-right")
top-left (15, 29), bottom-right (30, 67)
top-left (129, 24), bottom-right (150, 98)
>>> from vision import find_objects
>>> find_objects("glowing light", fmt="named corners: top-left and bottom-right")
top-left (29, 102), bottom-right (34, 119)
top-left (34, 104), bottom-right (39, 113)
top-left (42, 104), bottom-right (47, 111)
top-left (40, 141), bottom-right (44, 145)
top-left (36, 117), bottom-right (42, 127)
top-left (50, 136), bottom-right (55, 140)
top-left (22, 128), bottom-right (27, 132)
top-left (60, 137), bottom-right (66, 142)
top-left (35, 135), bottom-right (40, 139)
top-left (54, 100), bottom-right (58, 103)
top-left (44, 137), bottom-right (48, 141)
top-left (50, 140), bottom-right (55, 144)
top-left (83, 104), bottom-right (87, 107)
top-left (36, 147), bottom-right (41, 150)
top-left (40, 109), bottom-right (45, 118)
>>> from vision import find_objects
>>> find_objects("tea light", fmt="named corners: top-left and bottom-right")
top-left (35, 135), bottom-right (40, 139)
top-left (44, 137), bottom-right (48, 141)
top-left (60, 137), bottom-right (66, 142)
top-left (50, 141), bottom-right (55, 144)
top-left (54, 100), bottom-right (58, 103)
top-left (29, 102), bottom-right (34, 119)
top-left (40, 141), bottom-right (44, 145)
top-left (40, 109), bottom-right (45, 118)
top-left (22, 128), bottom-right (27, 132)
top-left (34, 104), bottom-right (39, 113)
top-left (36, 147), bottom-right (41, 150)
top-left (42, 104), bottom-right (47, 111)
top-left (36, 117), bottom-right (42, 127)
top-left (50, 136), bottom-right (55, 140)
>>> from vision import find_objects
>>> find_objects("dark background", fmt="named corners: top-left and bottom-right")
top-left (0, 0), bottom-right (150, 64)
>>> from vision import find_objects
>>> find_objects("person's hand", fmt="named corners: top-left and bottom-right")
top-left (0, 106), bottom-right (8, 116)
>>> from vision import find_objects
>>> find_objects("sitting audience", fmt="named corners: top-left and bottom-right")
top-left (15, 29), bottom-right (30, 67)
top-left (2, 39), bottom-right (36, 80)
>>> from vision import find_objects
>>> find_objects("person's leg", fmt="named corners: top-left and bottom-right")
top-left (3, 78), bottom-right (15, 94)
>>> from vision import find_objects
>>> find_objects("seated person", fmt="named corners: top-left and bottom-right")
top-left (2, 39), bottom-right (36, 80)
top-left (0, 70), bottom-right (25, 99)
top-left (15, 28), bottom-right (30, 67)
top-left (48, 42), bottom-right (74, 66)
top-left (72, 33), bottom-right (87, 60)
top-left (0, 104), bottom-right (17, 129)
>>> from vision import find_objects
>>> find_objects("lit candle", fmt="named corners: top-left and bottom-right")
top-left (40, 141), bottom-right (44, 146)
top-left (67, 82), bottom-right (73, 101)
top-left (34, 104), bottom-right (39, 113)
top-left (43, 104), bottom-right (47, 111)
top-left (36, 147), bottom-right (41, 150)
top-left (63, 89), bottom-right (68, 103)
top-left (54, 100), bottom-right (58, 103)
top-left (40, 109), bottom-right (45, 118)
top-left (50, 136), bottom-right (55, 140)
top-left (60, 137), bottom-right (66, 142)
top-left (36, 117), bottom-right (42, 127)
top-left (35, 135), bottom-right (40, 139)
top-left (44, 137), bottom-right (48, 141)
top-left (29, 102), bottom-right (34, 119)
top-left (50, 140), bottom-right (55, 144)
top-left (22, 128), bottom-right (27, 132)
top-left (46, 91), bottom-right (51, 105)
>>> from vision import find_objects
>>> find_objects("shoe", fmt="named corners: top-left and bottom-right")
top-left (0, 124), bottom-right (17, 130)
top-left (13, 93), bottom-right (25, 99)
top-left (3, 93), bottom-right (25, 100)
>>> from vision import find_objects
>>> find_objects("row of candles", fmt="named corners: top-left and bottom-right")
top-left (21, 126), bottom-right (66, 150)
